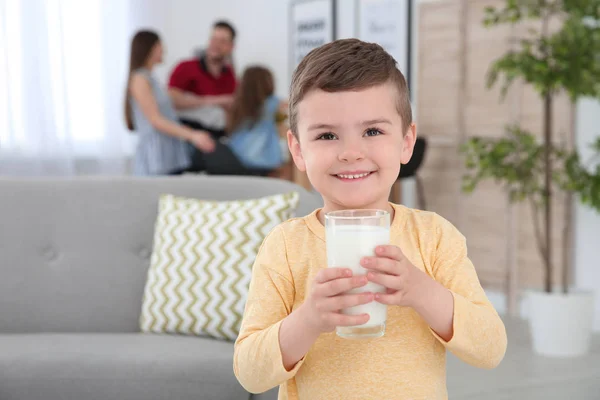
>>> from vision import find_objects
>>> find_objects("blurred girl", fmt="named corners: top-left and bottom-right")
top-left (124, 30), bottom-right (214, 175)
top-left (225, 66), bottom-right (286, 171)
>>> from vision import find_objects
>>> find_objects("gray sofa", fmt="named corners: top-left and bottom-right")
top-left (0, 176), bottom-right (322, 400)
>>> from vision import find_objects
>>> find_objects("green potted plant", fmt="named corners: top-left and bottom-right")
top-left (461, 0), bottom-right (600, 357)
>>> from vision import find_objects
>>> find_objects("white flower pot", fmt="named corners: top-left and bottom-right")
top-left (528, 290), bottom-right (594, 357)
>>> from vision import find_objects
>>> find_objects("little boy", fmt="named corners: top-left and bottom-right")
top-left (234, 39), bottom-right (507, 400)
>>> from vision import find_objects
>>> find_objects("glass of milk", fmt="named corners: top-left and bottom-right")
top-left (325, 209), bottom-right (390, 339)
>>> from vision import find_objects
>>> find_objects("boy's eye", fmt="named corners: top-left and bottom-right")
top-left (364, 128), bottom-right (383, 137)
top-left (317, 132), bottom-right (337, 140)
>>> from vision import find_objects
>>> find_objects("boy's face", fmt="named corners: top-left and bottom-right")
top-left (288, 83), bottom-right (416, 212)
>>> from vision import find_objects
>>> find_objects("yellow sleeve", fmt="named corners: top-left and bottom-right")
top-left (429, 215), bottom-right (507, 369)
top-left (233, 225), bottom-right (302, 394)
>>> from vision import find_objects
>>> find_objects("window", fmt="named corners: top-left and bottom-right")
top-left (0, 0), bottom-right (111, 157)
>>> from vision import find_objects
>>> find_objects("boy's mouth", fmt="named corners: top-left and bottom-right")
top-left (333, 171), bottom-right (374, 181)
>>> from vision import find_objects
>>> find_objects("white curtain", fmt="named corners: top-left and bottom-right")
top-left (0, 0), bottom-right (157, 176)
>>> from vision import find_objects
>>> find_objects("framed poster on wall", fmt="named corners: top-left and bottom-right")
top-left (290, 0), bottom-right (336, 71)
top-left (356, 0), bottom-right (412, 91)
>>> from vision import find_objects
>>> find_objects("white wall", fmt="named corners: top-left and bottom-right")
top-left (158, 0), bottom-right (292, 98)
top-left (128, 0), bottom-right (170, 31)
top-left (157, 0), bottom-right (362, 98)
top-left (574, 98), bottom-right (600, 331)
top-left (158, 0), bottom-right (401, 98)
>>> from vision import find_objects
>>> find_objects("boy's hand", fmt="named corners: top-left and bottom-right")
top-left (301, 268), bottom-right (375, 334)
top-left (361, 245), bottom-right (431, 308)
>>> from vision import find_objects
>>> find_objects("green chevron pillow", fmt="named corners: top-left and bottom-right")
top-left (140, 191), bottom-right (300, 341)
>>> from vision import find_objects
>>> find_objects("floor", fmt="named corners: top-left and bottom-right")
top-left (447, 317), bottom-right (600, 399)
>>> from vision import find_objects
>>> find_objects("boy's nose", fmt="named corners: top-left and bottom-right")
top-left (338, 148), bottom-right (365, 163)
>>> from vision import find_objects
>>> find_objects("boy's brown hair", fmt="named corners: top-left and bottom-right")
top-left (288, 38), bottom-right (412, 136)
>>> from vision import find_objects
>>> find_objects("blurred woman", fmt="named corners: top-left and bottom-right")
top-left (124, 30), bottom-right (215, 175)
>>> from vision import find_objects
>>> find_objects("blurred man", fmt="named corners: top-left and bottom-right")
top-left (168, 21), bottom-right (237, 137)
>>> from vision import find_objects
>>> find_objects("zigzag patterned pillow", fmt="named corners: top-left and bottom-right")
top-left (140, 191), bottom-right (299, 341)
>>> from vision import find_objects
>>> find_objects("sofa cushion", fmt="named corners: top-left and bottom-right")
top-left (0, 333), bottom-right (249, 400)
top-left (140, 192), bottom-right (299, 341)
top-left (0, 176), bottom-right (322, 334)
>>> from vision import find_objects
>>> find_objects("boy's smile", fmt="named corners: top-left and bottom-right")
top-left (333, 170), bottom-right (374, 182)
top-left (288, 83), bottom-right (416, 214)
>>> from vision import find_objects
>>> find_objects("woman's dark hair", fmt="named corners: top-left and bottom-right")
top-left (227, 66), bottom-right (274, 133)
top-left (124, 30), bottom-right (160, 131)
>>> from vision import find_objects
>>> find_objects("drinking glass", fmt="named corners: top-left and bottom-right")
top-left (325, 209), bottom-right (391, 338)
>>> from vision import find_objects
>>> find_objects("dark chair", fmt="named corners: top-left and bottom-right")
top-left (393, 137), bottom-right (427, 209)
top-left (200, 140), bottom-right (275, 177)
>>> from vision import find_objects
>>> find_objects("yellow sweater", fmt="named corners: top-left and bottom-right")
top-left (234, 203), bottom-right (507, 399)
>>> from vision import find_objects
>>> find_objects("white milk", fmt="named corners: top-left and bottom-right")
top-left (326, 225), bottom-right (390, 327)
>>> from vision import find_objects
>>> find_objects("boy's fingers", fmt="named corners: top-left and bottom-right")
top-left (374, 293), bottom-right (397, 305)
top-left (319, 276), bottom-right (367, 297)
top-left (314, 267), bottom-right (352, 284)
top-left (361, 256), bottom-right (399, 275)
top-left (322, 292), bottom-right (373, 311)
top-left (367, 271), bottom-right (401, 289)
top-left (375, 245), bottom-right (405, 261)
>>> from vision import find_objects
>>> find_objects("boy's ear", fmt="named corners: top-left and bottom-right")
top-left (400, 123), bottom-right (417, 165)
top-left (287, 130), bottom-right (306, 172)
